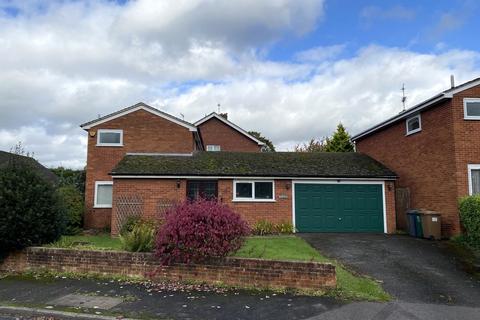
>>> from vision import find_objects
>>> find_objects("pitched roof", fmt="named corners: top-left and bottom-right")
top-left (0, 151), bottom-right (59, 184)
top-left (80, 102), bottom-right (197, 131)
top-left (111, 152), bottom-right (396, 179)
top-left (352, 77), bottom-right (480, 141)
top-left (194, 112), bottom-right (265, 146)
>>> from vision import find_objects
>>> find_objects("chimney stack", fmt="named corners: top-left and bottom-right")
top-left (450, 74), bottom-right (455, 88)
top-left (219, 113), bottom-right (228, 120)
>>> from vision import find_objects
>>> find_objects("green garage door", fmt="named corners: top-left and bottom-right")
top-left (295, 184), bottom-right (384, 233)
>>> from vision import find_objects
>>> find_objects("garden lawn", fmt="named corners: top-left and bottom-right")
top-left (45, 234), bottom-right (122, 251)
top-left (234, 236), bottom-right (390, 302)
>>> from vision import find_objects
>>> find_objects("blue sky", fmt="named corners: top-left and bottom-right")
top-left (0, 0), bottom-right (479, 168)
top-left (267, 0), bottom-right (479, 61)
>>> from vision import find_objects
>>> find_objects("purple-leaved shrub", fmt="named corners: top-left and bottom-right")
top-left (155, 199), bottom-right (250, 265)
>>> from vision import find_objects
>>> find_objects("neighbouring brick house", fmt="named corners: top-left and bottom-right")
top-left (352, 77), bottom-right (480, 237)
top-left (81, 102), bottom-right (397, 235)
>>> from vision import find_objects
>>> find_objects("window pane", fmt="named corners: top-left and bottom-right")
top-left (466, 102), bottom-right (480, 117)
top-left (97, 184), bottom-right (112, 206)
top-left (407, 117), bottom-right (419, 131)
top-left (472, 170), bottom-right (480, 195)
top-left (236, 182), bottom-right (252, 198)
top-left (187, 181), bottom-right (217, 200)
top-left (255, 182), bottom-right (273, 199)
top-left (99, 132), bottom-right (121, 144)
top-left (206, 145), bottom-right (221, 151)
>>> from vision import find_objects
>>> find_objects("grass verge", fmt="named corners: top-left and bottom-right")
top-left (234, 236), bottom-right (390, 302)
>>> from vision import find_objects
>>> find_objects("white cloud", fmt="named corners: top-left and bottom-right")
top-left (0, 1), bottom-right (479, 169)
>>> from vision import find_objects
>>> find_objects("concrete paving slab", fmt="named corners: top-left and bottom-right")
top-left (48, 294), bottom-right (123, 310)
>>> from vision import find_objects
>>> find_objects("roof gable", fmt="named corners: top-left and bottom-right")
top-left (80, 102), bottom-right (197, 131)
top-left (352, 77), bottom-right (480, 141)
top-left (194, 113), bottom-right (265, 146)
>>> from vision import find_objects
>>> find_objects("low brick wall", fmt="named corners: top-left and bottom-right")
top-left (1, 247), bottom-right (336, 291)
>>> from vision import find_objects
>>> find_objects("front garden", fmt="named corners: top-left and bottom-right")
top-left (45, 233), bottom-right (389, 301)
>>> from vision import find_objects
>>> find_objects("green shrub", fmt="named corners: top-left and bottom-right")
top-left (252, 219), bottom-right (275, 235)
top-left (275, 221), bottom-right (294, 234)
top-left (120, 221), bottom-right (156, 252)
top-left (0, 159), bottom-right (65, 254)
top-left (119, 216), bottom-right (142, 236)
top-left (459, 195), bottom-right (480, 248)
top-left (58, 185), bottom-right (84, 235)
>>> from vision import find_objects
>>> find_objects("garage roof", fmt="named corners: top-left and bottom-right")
top-left (111, 152), bottom-right (397, 179)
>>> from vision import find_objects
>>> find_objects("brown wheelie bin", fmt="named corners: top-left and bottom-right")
top-left (419, 210), bottom-right (441, 240)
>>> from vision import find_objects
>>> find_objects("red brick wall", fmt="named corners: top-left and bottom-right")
top-left (385, 181), bottom-right (396, 234)
top-left (84, 109), bottom-right (196, 230)
top-left (451, 86), bottom-right (480, 204)
top-left (218, 180), bottom-right (293, 226)
top-left (112, 178), bottom-right (395, 234)
top-left (356, 100), bottom-right (459, 236)
top-left (1, 247), bottom-right (336, 291)
top-left (198, 118), bottom-right (261, 152)
top-left (111, 178), bottom-right (186, 235)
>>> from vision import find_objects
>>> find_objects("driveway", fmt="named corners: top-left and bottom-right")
top-left (299, 233), bottom-right (480, 306)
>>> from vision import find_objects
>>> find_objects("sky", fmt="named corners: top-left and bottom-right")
top-left (1, 0), bottom-right (480, 169)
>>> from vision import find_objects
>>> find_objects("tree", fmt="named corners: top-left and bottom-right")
top-left (294, 138), bottom-right (325, 152)
top-left (0, 150), bottom-right (65, 254)
top-left (51, 167), bottom-right (86, 196)
top-left (248, 131), bottom-right (276, 152)
top-left (324, 123), bottom-right (355, 152)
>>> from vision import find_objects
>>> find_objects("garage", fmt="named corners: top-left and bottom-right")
top-left (294, 183), bottom-right (385, 233)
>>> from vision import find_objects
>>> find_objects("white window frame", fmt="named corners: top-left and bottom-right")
top-left (463, 98), bottom-right (480, 120)
top-left (206, 145), bottom-right (221, 152)
top-left (97, 129), bottom-right (123, 147)
top-left (233, 180), bottom-right (275, 202)
top-left (467, 164), bottom-right (480, 195)
top-left (405, 114), bottom-right (422, 136)
top-left (94, 181), bottom-right (113, 208)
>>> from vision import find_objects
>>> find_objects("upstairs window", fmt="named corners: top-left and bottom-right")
top-left (406, 115), bottom-right (421, 135)
top-left (233, 180), bottom-right (274, 201)
top-left (206, 145), bottom-right (221, 152)
top-left (97, 129), bottom-right (123, 146)
top-left (464, 98), bottom-right (480, 120)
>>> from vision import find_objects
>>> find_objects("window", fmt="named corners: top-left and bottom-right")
top-left (233, 180), bottom-right (274, 201)
top-left (464, 98), bottom-right (480, 120)
top-left (206, 145), bottom-right (221, 152)
top-left (94, 181), bottom-right (113, 208)
top-left (97, 129), bottom-right (123, 146)
top-left (406, 115), bottom-right (421, 135)
top-left (468, 165), bottom-right (480, 195)
top-left (187, 180), bottom-right (218, 200)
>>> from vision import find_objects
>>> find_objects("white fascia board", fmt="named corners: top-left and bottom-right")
top-left (81, 105), bottom-right (197, 131)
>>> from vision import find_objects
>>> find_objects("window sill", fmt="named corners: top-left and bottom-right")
top-left (96, 144), bottom-right (124, 147)
top-left (405, 129), bottom-right (421, 136)
top-left (93, 205), bottom-right (112, 209)
top-left (464, 117), bottom-right (480, 120)
top-left (232, 199), bottom-right (276, 203)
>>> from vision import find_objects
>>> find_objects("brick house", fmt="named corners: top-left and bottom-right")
top-left (352, 77), bottom-right (480, 237)
top-left (81, 102), bottom-right (397, 235)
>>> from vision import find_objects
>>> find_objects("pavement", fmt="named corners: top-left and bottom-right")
top-left (299, 233), bottom-right (480, 306)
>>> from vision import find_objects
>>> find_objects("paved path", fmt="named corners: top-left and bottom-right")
top-left (299, 233), bottom-right (480, 306)
top-left (1, 275), bottom-right (480, 319)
